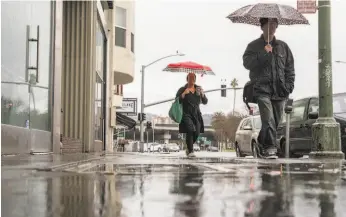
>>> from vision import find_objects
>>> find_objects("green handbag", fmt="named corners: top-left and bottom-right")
top-left (169, 97), bottom-right (183, 123)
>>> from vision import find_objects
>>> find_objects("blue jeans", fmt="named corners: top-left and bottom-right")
top-left (257, 96), bottom-right (285, 150)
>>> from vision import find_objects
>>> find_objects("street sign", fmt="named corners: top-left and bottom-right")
top-left (297, 0), bottom-right (317, 14)
top-left (117, 98), bottom-right (137, 116)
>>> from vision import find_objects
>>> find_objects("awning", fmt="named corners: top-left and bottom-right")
top-left (116, 113), bottom-right (136, 130)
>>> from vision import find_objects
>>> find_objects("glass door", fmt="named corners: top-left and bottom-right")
top-left (1, 1), bottom-right (53, 153)
top-left (94, 18), bottom-right (106, 149)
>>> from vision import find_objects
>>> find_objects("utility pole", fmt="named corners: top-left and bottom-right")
top-left (310, 0), bottom-right (344, 159)
top-left (140, 65), bottom-right (145, 143)
top-left (152, 118), bottom-right (155, 143)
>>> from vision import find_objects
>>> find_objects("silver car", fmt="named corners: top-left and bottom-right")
top-left (235, 115), bottom-right (261, 158)
top-left (167, 143), bottom-right (180, 152)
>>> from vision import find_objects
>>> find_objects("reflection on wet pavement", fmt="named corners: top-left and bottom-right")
top-left (2, 161), bottom-right (346, 217)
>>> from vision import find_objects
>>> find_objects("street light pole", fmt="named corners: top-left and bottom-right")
top-left (310, 0), bottom-right (344, 159)
top-left (139, 52), bottom-right (185, 142)
top-left (140, 65), bottom-right (145, 143)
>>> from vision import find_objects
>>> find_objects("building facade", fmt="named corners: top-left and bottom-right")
top-left (1, 0), bottom-right (135, 154)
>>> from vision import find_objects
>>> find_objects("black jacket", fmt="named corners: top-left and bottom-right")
top-left (243, 35), bottom-right (295, 100)
top-left (176, 84), bottom-right (208, 133)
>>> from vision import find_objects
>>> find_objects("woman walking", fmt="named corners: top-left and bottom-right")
top-left (176, 73), bottom-right (208, 157)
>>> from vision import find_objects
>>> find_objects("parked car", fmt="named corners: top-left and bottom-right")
top-left (234, 115), bottom-right (262, 157)
top-left (166, 143), bottom-right (180, 152)
top-left (148, 143), bottom-right (162, 153)
top-left (193, 144), bottom-right (200, 152)
top-left (276, 92), bottom-right (346, 158)
top-left (207, 146), bottom-right (218, 152)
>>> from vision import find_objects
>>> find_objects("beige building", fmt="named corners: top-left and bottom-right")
top-left (1, 0), bottom-right (136, 154)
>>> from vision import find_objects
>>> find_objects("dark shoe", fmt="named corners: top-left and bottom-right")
top-left (257, 144), bottom-right (278, 159)
top-left (263, 148), bottom-right (278, 159)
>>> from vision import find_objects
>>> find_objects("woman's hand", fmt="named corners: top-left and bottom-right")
top-left (197, 87), bottom-right (204, 97)
top-left (181, 88), bottom-right (190, 98)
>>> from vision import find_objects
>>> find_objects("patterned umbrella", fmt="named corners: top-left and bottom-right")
top-left (227, 3), bottom-right (309, 26)
top-left (163, 61), bottom-right (215, 76)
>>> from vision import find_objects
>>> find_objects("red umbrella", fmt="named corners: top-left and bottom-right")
top-left (163, 61), bottom-right (215, 76)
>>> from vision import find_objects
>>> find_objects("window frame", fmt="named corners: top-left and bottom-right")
top-left (240, 119), bottom-right (250, 130)
top-left (290, 99), bottom-right (309, 122)
top-left (131, 32), bottom-right (134, 53)
top-left (308, 97), bottom-right (319, 114)
top-left (115, 6), bottom-right (127, 48)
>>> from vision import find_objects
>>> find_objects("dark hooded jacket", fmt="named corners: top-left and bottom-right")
top-left (243, 35), bottom-right (295, 100)
top-left (176, 84), bottom-right (208, 133)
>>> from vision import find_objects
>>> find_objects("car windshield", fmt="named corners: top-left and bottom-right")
top-left (253, 116), bottom-right (262, 129)
top-left (333, 94), bottom-right (346, 113)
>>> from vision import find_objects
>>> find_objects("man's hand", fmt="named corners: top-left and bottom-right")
top-left (264, 44), bottom-right (272, 53)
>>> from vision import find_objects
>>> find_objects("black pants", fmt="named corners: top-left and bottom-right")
top-left (186, 131), bottom-right (199, 153)
top-left (257, 96), bottom-right (285, 150)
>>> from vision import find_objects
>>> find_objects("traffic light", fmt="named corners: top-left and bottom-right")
top-left (138, 113), bottom-right (147, 121)
top-left (221, 84), bottom-right (226, 97)
top-left (146, 121), bottom-right (152, 129)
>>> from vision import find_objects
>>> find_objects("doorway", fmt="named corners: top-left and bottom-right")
top-left (94, 17), bottom-right (107, 150)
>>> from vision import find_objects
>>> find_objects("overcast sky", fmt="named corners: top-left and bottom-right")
top-left (125, 0), bottom-right (346, 116)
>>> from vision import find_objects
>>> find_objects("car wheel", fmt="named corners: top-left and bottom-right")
top-left (158, 148), bottom-right (161, 152)
top-left (235, 144), bottom-right (241, 157)
top-left (280, 141), bottom-right (298, 158)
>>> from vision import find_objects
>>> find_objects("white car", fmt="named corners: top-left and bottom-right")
top-left (235, 115), bottom-right (261, 158)
top-left (148, 143), bottom-right (163, 153)
top-left (193, 144), bottom-right (200, 152)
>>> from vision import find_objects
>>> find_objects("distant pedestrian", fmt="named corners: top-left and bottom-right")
top-left (242, 18), bottom-right (295, 159)
top-left (176, 73), bottom-right (208, 157)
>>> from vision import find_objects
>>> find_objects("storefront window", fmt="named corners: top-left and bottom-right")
top-left (1, 1), bottom-right (52, 131)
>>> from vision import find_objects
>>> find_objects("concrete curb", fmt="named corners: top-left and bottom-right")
top-left (36, 157), bottom-right (105, 172)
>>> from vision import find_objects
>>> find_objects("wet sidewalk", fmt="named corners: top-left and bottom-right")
top-left (2, 152), bottom-right (346, 217)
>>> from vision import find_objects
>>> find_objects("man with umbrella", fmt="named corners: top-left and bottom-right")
top-left (242, 17), bottom-right (295, 159)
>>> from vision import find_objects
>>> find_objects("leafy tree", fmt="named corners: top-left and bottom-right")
top-left (211, 111), bottom-right (247, 149)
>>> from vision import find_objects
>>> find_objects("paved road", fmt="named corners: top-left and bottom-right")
top-left (2, 152), bottom-right (346, 217)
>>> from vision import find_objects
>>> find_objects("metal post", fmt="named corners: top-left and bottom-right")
top-left (146, 130), bottom-right (148, 146)
top-left (144, 86), bottom-right (243, 108)
top-left (152, 120), bottom-right (155, 143)
top-left (310, 0), bottom-right (344, 159)
top-left (233, 89), bottom-right (236, 115)
top-left (140, 65), bottom-right (145, 142)
top-left (285, 113), bottom-right (290, 158)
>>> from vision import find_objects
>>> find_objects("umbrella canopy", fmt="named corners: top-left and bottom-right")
top-left (227, 3), bottom-right (309, 26)
top-left (163, 61), bottom-right (215, 75)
